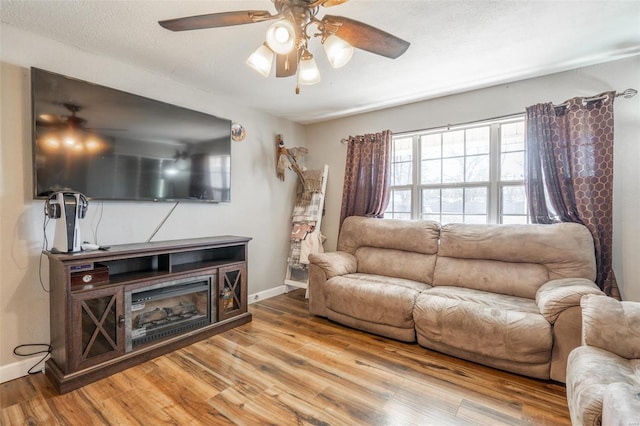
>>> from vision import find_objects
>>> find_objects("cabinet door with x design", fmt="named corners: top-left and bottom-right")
top-left (218, 264), bottom-right (247, 321)
top-left (69, 286), bottom-right (124, 371)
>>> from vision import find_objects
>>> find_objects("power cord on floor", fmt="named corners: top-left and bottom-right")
top-left (13, 344), bottom-right (52, 374)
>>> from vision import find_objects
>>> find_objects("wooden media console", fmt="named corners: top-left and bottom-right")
top-left (44, 236), bottom-right (252, 393)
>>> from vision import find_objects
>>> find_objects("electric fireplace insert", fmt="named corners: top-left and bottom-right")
top-left (124, 275), bottom-right (214, 351)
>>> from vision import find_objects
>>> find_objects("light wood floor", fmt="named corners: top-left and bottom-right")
top-left (1, 289), bottom-right (571, 425)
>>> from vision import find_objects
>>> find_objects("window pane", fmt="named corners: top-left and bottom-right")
top-left (501, 122), bottom-right (525, 152)
top-left (502, 185), bottom-right (527, 215)
top-left (391, 212), bottom-right (412, 220)
top-left (422, 214), bottom-right (440, 222)
top-left (421, 134), bottom-right (441, 159)
top-left (464, 187), bottom-right (487, 214)
top-left (500, 151), bottom-right (524, 181)
top-left (502, 215), bottom-right (528, 224)
top-left (421, 159), bottom-right (441, 184)
top-left (394, 137), bottom-right (413, 161)
top-left (421, 189), bottom-right (441, 215)
top-left (464, 215), bottom-right (487, 224)
top-left (393, 161), bottom-right (413, 186)
top-left (442, 157), bottom-right (464, 183)
top-left (465, 154), bottom-right (490, 182)
top-left (466, 127), bottom-right (490, 155)
top-left (442, 188), bottom-right (463, 214)
top-left (390, 189), bottom-right (412, 214)
top-left (442, 130), bottom-right (464, 157)
top-left (441, 214), bottom-right (463, 224)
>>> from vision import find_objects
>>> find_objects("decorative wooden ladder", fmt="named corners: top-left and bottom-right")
top-left (284, 164), bottom-right (329, 297)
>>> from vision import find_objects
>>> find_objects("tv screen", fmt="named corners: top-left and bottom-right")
top-left (31, 68), bottom-right (231, 202)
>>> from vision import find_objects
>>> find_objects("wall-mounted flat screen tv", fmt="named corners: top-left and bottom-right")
top-left (32, 67), bottom-right (231, 202)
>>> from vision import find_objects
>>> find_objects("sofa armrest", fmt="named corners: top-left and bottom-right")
top-left (602, 383), bottom-right (640, 426)
top-left (308, 251), bottom-right (357, 279)
top-left (581, 294), bottom-right (640, 359)
top-left (536, 278), bottom-right (603, 323)
top-left (307, 252), bottom-right (356, 317)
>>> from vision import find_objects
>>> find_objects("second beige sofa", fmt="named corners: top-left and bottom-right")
top-left (309, 216), bottom-right (604, 383)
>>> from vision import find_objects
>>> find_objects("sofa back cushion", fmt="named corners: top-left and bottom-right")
top-left (338, 217), bottom-right (440, 284)
top-left (356, 247), bottom-right (437, 284)
top-left (434, 223), bottom-right (596, 298)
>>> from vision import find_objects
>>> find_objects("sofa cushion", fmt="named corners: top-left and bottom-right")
top-left (433, 256), bottom-right (548, 299)
top-left (325, 273), bottom-right (430, 329)
top-left (581, 294), bottom-right (640, 360)
top-left (355, 247), bottom-right (436, 284)
top-left (338, 216), bottom-right (440, 255)
top-left (414, 287), bottom-right (552, 364)
top-left (567, 346), bottom-right (640, 426)
top-left (438, 222), bottom-right (596, 282)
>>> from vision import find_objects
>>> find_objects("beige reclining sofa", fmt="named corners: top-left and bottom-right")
top-left (309, 216), bottom-right (604, 383)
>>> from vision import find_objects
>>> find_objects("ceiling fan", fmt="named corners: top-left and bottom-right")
top-left (158, 0), bottom-right (410, 93)
top-left (36, 103), bottom-right (111, 153)
top-left (36, 103), bottom-right (88, 129)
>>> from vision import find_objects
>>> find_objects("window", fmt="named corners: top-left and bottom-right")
top-left (386, 116), bottom-right (528, 224)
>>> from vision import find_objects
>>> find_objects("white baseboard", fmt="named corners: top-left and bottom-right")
top-left (0, 356), bottom-right (47, 384)
top-left (248, 285), bottom-right (287, 304)
top-left (2, 286), bottom-right (287, 383)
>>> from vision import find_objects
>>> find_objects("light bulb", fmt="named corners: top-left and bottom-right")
top-left (323, 35), bottom-right (354, 69)
top-left (246, 44), bottom-right (274, 77)
top-left (64, 136), bottom-right (76, 147)
top-left (44, 136), bottom-right (60, 149)
top-left (298, 53), bottom-right (321, 85)
top-left (265, 20), bottom-right (295, 54)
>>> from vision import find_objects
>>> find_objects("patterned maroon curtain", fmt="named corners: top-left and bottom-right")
top-left (339, 130), bottom-right (392, 227)
top-left (525, 91), bottom-right (619, 298)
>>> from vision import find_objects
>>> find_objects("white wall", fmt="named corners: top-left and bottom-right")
top-left (305, 55), bottom-right (640, 302)
top-left (0, 25), bottom-right (305, 382)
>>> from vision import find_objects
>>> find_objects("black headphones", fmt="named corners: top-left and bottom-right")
top-left (44, 191), bottom-right (89, 219)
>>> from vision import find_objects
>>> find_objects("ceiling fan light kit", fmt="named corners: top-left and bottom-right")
top-left (298, 51), bottom-right (321, 85)
top-left (159, 0), bottom-right (410, 94)
top-left (246, 43), bottom-right (275, 77)
top-left (36, 103), bottom-right (108, 154)
top-left (265, 19), bottom-right (296, 54)
top-left (323, 34), bottom-right (354, 69)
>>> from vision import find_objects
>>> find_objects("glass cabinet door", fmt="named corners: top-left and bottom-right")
top-left (70, 287), bottom-right (124, 371)
top-left (218, 264), bottom-right (247, 321)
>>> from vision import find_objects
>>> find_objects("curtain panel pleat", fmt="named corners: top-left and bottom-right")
top-left (525, 92), bottom-right (619, 298)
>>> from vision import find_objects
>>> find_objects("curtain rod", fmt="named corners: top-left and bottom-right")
top-left (340, 133), bottom-right (381, 145)
top-left (349, 112), bottom-right (524, 143)
top-left (553, 88), bottom-right (637, 109)
top-left (340, 88), bottom-right (637, 144)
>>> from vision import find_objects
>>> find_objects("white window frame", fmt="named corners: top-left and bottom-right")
top-left (387, 115), bottom-right (527, 224)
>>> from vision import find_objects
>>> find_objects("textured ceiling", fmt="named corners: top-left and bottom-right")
top-left (1, 0), bottom-right (639, 124)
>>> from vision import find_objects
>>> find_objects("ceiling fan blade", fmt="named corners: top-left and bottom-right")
top-left (159, 10), bottom-right (276, 31)
top-left (320, 0), bottom-right (350, 7)
top-left (322, 15), bottom-right (410, 59)
top-left (276, 50), bottom-right (298, 78)
top-left (37, 114), bottom-right (64, 125)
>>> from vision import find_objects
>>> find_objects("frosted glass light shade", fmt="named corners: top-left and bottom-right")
top-left (298, 55), bottom-right (321, 85)
top-left (323, 35), bottom-right (354, 68)
top-left (246, 44), bottom-right (274, 77)
top-left (266, 20), bottom-right (296, 54)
